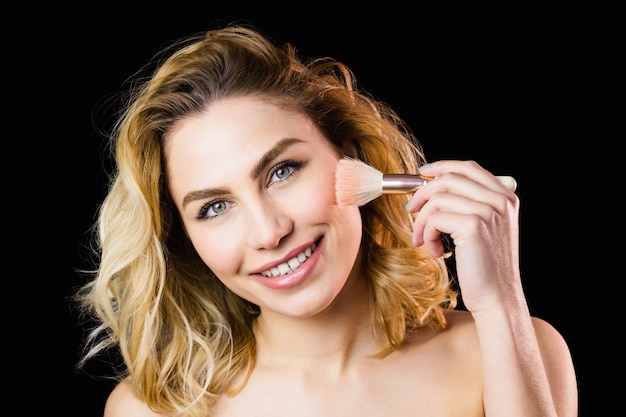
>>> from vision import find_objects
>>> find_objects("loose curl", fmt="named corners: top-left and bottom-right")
top-left (75, 23), bottom-right (457, 417)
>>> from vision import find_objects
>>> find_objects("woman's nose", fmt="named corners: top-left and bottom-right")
top-left (246, 199), bottom-right (293, 250)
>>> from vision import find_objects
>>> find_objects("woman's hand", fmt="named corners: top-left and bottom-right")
top-left (405, 160), bottom-right (521, 314)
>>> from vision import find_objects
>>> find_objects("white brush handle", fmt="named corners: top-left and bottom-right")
top-left (382, 174), bottom-right (517, 193)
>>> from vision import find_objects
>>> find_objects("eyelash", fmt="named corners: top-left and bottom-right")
top-left (268, 159), bottom-right (303, 186)
top-left (196, 159), bottom-right (304, 220)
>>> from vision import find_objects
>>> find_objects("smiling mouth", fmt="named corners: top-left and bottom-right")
top-left (260, 242), bottom-right (317, 277)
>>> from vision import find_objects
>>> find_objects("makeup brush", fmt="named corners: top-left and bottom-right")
top-left (335, 158), bottom-right (517, 207)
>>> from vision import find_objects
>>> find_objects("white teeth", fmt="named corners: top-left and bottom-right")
top-left (278, 263), bottom-right (291, 275)
top-left (261, 243), bottom-right (316, 277)
top-left (287, 258), bottom-right (300, 269)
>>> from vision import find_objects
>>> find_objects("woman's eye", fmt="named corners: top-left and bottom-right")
top-left (268, 160), bottom-right (303, 185)
top-left (198, 200), bottom-right (230, 220)
top-left (274, 166), bottom-right (292, 180)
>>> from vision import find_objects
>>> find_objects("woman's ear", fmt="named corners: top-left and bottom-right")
top-left (342, 138), bottom-right (358, 158)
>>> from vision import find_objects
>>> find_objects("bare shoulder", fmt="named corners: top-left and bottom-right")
top-left (104, 378), bottom-right (163, 417)
top-left (442, 309), bottom-right (576, 365)
top-left (433, 309), bottom-right (576, 368)
top-left (439, 308), bottom-right (481, 343)
top-left (441, 309), bottom-right (577, 414)
top-left (530, 316), bottom-right (578, 403)
top-left (402, 309), bottom-right (485, 380)
top-left (527, 316), bottom-right (577, 381)
top-left (530, 315), bottom-right (574, 355)
top-left (402, 309), bottom-right (481, 351)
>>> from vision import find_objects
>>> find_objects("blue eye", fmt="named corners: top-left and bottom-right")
top-left (198, 200), bottom-right (231, 219)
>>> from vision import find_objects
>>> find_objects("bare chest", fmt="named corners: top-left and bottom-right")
top-left (212, 358), bottom-right (483, 417)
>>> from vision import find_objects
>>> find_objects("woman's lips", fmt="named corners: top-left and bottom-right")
top-left (260, 242), bottom-right (316, 277)
top-left (252, 238), bottom-right (323, 290)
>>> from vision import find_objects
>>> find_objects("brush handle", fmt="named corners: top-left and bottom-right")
top-left (381, 175), bottom-right (428, 192)
top-left (381, 174), bottom-right (517, 193)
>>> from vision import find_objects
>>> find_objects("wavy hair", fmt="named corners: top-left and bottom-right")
top-left (75, 23), bottom-right (457, 417)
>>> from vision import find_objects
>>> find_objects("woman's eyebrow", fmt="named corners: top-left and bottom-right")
top-left (181, 138), bottom-right (305, 209)
top-left (249, 137), bottom-right (304, 180)
top-left (182, 187), bottom-right (229, 209)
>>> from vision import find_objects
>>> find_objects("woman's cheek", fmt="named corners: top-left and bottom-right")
top-left (188, 226), bottom-right (241, 275)
top-left (291, 174), bottom-right (337, 219)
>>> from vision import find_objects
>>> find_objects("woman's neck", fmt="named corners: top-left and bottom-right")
top-left (253, 273), bottom-right (382, 373)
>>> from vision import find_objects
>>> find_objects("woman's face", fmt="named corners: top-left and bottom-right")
top-left (166, 96), bottom-right (363, 318)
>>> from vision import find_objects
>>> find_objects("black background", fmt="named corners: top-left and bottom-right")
top-left (29, 6), bottom-right (600, 416)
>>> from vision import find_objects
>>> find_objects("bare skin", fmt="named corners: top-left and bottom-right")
top-left (105, 309), bottom-right (574, 417)
top-left (103, 97), bottom-right (578, 417)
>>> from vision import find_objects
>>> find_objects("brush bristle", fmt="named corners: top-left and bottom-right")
top-left (335, 158), bottom-right (384, 206)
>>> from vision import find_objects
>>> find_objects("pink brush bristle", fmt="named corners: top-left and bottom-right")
top-left (335, 158), bottom-right (384, 206)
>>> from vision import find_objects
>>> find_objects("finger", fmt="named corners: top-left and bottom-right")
top-left (418, 221), bottom-right (446, 257)
top-left (410, 192), bottom-right (501, 252)
top-left (413, 210), bottom-right (485, 253)
top-left (419, 160), bottom-right (515, 193)
top-left (406, 172), bottom-right (513, 215)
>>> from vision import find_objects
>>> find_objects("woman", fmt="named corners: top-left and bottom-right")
top-left (75, 24), bottom-right (577, 416)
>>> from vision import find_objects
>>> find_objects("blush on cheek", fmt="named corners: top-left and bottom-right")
top-left (188, 229), bottom-right (241, 277)
top-left (295, 175), bottom-right (337, 217)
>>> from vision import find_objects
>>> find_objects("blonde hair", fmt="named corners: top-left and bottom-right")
top-left (75, 23), bottom-right (456, 417)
